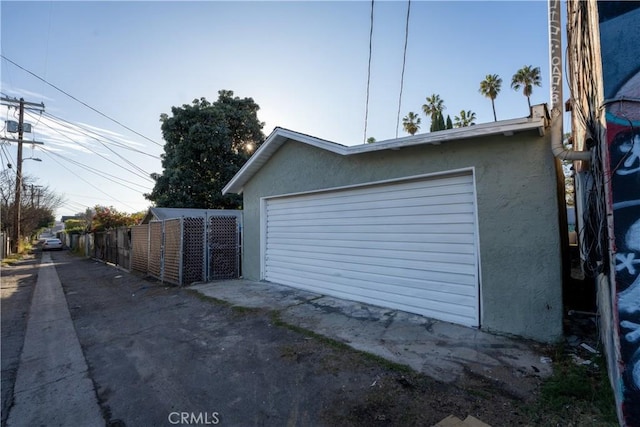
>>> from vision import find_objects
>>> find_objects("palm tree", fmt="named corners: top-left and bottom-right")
top-left (511, 65), bottom-right (541, 110)
top-left (402, 112), bottom-right (421, 135)
top-left (422, 94), bottom-right (445, 131)
top-left (479, 74), bottom-right (502, 121)
top-left (454, 110), bottom-right (476, 128)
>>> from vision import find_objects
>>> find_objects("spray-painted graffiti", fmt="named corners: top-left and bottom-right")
top-left (610, 126), bottom-right (640, 425)
top-left (599, 3), bottom-right (640, 424)
top-left (548, 0), bottom-right (563, 108)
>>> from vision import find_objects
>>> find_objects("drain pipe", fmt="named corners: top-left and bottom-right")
top-left (548, 0), bottom-right (591, 161)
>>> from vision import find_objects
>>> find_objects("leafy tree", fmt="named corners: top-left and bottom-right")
top-left (145, 90), bottom-right (265, 209)
top-left (0, 171), bottom-right (63, 239)
top-left (479, 74), bottom-right (502, 121)
top-left (366, 137), bottom-right (376, 144)
top-left (511, 65), bottom-right (541, 110)
top-left (90, 205), bottom-right (143, 232)
top-left (454, 110), bottom-right (477, 127)
top-left (437, 111), bottom-right (446, 131)
top-left (422, 94), bottom-right (445, 132)
top-left (402, 112), bottom-right (421, 135)
top-left (64, 218), bottom-right (89, 234)
top-left (446, 115), bottom-right (453, 130)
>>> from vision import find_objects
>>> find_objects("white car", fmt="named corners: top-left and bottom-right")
top-left (42, 238), bottom-right (64, 251)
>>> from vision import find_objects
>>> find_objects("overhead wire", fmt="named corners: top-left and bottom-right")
top-left (24, 110), bottom-right (153, 183)
top-left (363, 0), bottom-right (375, 144)
top-left (31, 111), bottom-right (156, 178)
top-left (42, 111), bottom-right (160, 159)
top-left (395, 0), bottom-right (411, 138)
top-left (1, 55), bottom-right (164, 148)
top-left (38, 145), bottom-right (152, 193)
top-left (39, 148), bottom-right (139, 212)
top-left (1, 143), bottom-right (14, 171)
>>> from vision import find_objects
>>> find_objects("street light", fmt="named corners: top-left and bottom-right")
top-left (24, 157), bottom-right (42, 162)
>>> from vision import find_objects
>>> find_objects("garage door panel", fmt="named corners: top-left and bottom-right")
top-left (267, 248), bottom-right (476, 276)
top-left (267, 203), bottom-right (474, 219)
top-left (267, 196), bottom-right (474, 216)
top-left (269, 213), bottom-right (474, 227)
top-left (264, 173), bottom-right (479, 327)
top-left (266, 257), bottom-right (477, 287)
top-left (267, 231), bottom-right (475, 245)
top-left (267, 222), bottom-right (477, 235)
top-left (266, 263), bottom-right (477, 296)
top-left (267, 191), bottom-right (474, 214)
top-left (268, 239), bottom-right (476, 255)
top-left (267, 246), bottom-right (477, 265)
top-left (265, 268), bottom-right (477, 306)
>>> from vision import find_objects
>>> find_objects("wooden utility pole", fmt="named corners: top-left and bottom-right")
top-left (1, 96), bottom-right (45, 253)
top-left (14, 98), bottom-right (25, 253)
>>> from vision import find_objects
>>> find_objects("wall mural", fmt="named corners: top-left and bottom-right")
top-left (599, 3), bottom-right (640, 425)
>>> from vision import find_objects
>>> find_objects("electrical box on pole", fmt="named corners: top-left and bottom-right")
top-left (0, 96), bottom-right (45, 253)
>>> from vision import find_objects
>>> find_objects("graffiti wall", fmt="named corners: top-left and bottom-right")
top-left (599, 2), bottom-right (640, 425)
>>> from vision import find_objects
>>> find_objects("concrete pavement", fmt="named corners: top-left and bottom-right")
top-left (192, 279), bottom-right (553, 400)
top-left (6, 252), bottom-right (104, 427)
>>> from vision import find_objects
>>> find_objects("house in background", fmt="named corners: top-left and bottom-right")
top-left (223, 104), bottom-right (567, 343)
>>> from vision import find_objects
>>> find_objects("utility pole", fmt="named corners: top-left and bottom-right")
top-left (1, 97), bottom-right (45, 253)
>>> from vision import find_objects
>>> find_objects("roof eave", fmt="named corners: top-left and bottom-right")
top-left (223, 113), bottom-right (547, 195)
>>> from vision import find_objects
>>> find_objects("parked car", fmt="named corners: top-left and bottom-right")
top-left (42, 238), bottom-right (64, 251)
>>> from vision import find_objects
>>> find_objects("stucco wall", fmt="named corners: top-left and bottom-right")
top-left (240, 130), bottom-right (564, 342)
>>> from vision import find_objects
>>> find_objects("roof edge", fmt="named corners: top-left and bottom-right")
top-left (223, 107), bottom-right (548, 195)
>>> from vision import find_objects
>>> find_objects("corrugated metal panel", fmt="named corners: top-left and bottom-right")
top-left (264, 173), bottom-right (479, 327)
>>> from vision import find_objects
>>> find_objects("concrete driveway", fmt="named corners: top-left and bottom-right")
top-left (191, 280), bottom-right (552, 400)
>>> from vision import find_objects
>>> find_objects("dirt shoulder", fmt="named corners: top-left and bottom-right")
top-left (1, 252), bottom-right (40, 427)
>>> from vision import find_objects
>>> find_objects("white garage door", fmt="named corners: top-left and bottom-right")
top-left (262, 172), bottom-right (480, 327)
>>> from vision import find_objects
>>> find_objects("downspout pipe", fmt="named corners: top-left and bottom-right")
top-left (548, 0), bottom-right (591, 162)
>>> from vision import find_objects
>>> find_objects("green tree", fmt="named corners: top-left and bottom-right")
top-left (511, 65), bottom-right (541, 110)
top-left (402, 112), bottom-right (421, 135)
top-left (446, 115), bottom-right (453, 130)
top-left (90, 205), bottom-right (142, 232)
top-left (454, 110), bottom-right (477, 127)
top-left (145, 90), bottom-right (265, 209)
top-left (366, 137), bottom-right (376, 144)
top-left (479, 74), bottom-right (502, 121)
top-left (64, 218), bottom-right (89, 234)
top-left (422, 94), bottom-right (445, 132)
top-left (437, 111), bottom-right (445, 131)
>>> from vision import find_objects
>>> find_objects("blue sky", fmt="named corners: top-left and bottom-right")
top-left (1, 1), bottom-right (559, 219)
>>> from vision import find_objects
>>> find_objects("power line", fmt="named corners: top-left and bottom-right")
top-left (39, 145), bottom-right (152, 193)
top-left (363, 0), bottom-right (375, 144)
top-left (1, 55), bottom-right (164, 148)
top-left (39, 149), bottom-right (140, 212)
top-left (395, 0), bottom-right (412, 138)
top-left (42, 111), bottom-right (160, 159)
top-left (25, 110), bottom-right (153, 183)
top-left (29, 110), bottom-right (155, 179)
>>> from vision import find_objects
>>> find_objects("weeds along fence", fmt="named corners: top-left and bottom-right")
top-left (130, 212), bottom-right (242, 286)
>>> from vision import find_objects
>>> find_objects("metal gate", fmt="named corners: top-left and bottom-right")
top-left (130, 212), bottom-right (241, 286)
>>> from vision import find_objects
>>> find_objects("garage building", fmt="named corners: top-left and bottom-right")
top-left (223, 105), bottom-right (565, 342)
